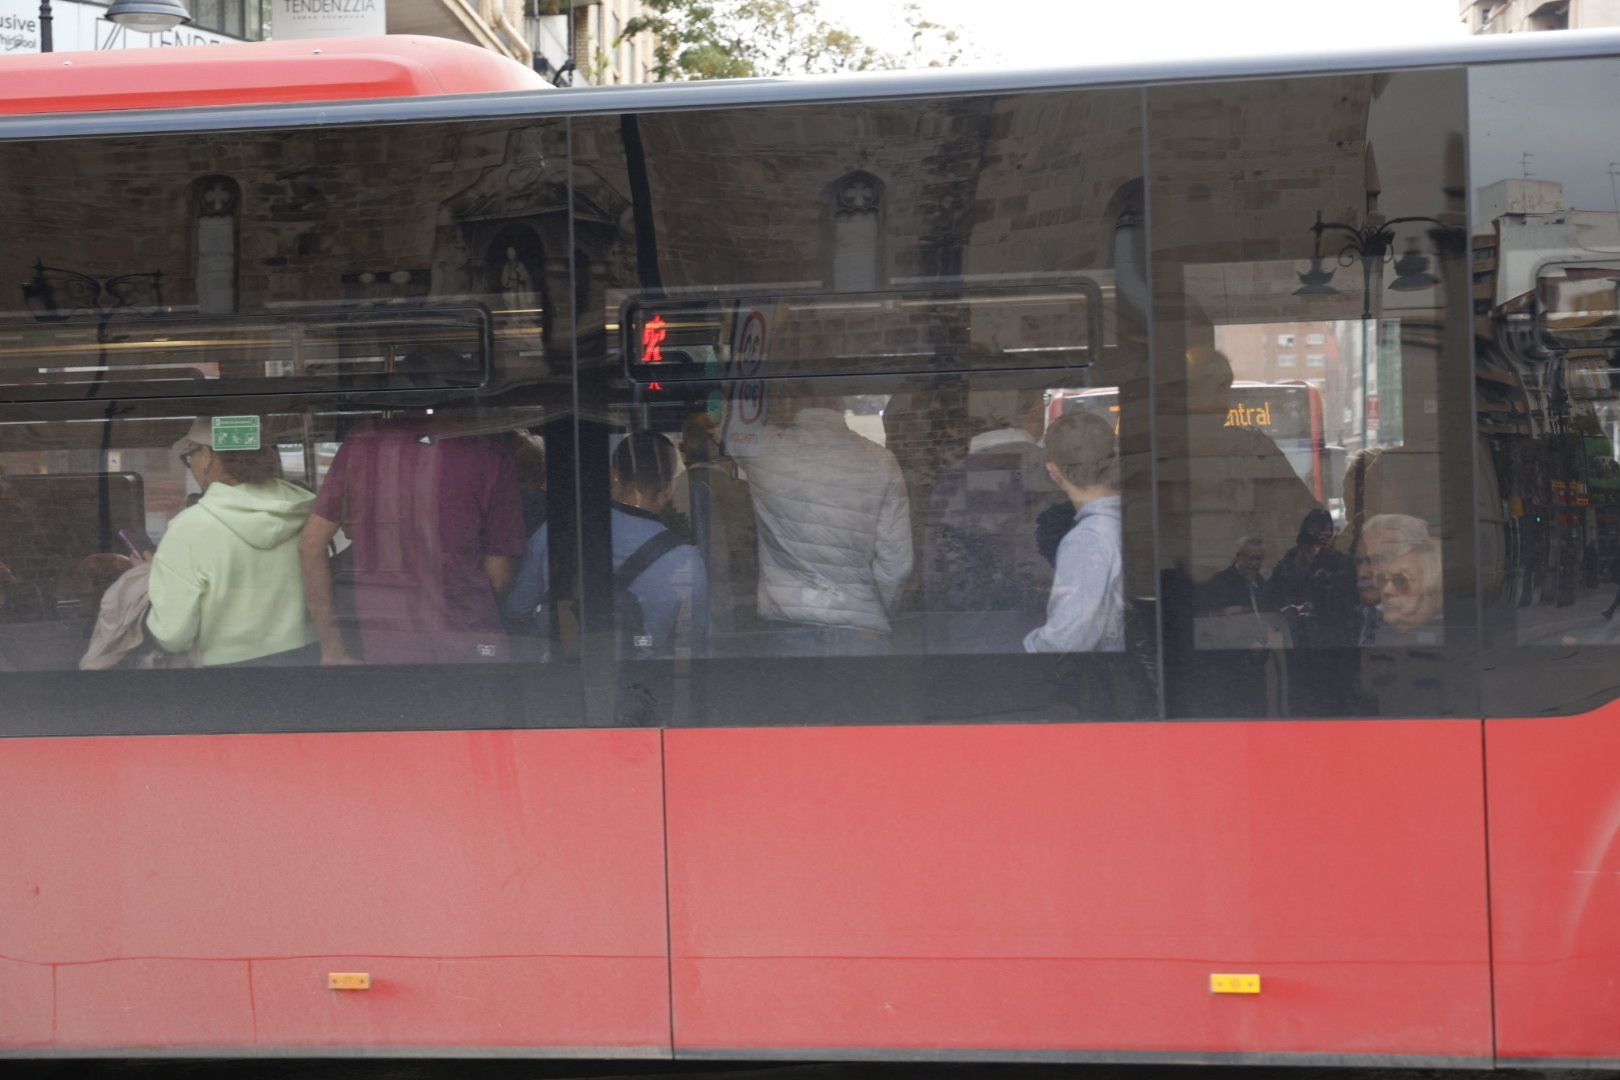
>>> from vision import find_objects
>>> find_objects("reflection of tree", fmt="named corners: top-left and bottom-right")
top-left (623, 0), bottom-right (965, 81)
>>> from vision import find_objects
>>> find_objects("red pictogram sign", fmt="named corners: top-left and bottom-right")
top-left (640, 314), bottom-right (668, 364)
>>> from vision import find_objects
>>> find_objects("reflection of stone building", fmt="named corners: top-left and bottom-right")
top-left (570, 92), bottom-right (1150, 593)
top-left (1, 117), bottom-right (577, 533)
top-left (5, 119), bottom-right (571, 348)
top-left (1, 69), bottom-right (1465, 592)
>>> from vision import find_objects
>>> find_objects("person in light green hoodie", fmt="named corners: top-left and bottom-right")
top-left (146, 417), bottom-right (318, 667)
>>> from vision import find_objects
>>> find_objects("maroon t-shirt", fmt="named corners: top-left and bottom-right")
top-left (312, 423), bottom-right (525, 664)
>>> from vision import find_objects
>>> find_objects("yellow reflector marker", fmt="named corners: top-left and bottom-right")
top-left (1210, 973), bottom-right (1261, 995)
top-left (328, 972), bottom-right (372, 991)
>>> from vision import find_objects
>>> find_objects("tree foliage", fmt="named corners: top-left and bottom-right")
top-left (620, 0), bottom-right (964, 81)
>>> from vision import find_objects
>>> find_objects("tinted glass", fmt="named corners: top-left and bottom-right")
top-left (570, 91), bottom-right (1160, 726)
top-left (1472, 58), bottom-right (1620, 716)
top-left (0, 118), bottom-right (580, 735)
top-left (1148, 69), bottom-right (1478, 719)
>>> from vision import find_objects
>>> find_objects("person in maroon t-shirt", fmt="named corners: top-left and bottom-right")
top-left (297, 349), bottom-right (526, 665)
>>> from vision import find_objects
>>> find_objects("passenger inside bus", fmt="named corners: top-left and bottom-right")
top-left (298, 348), bottom-right (527, 665)
top-left (1360, 512), bottom-right (1444, 646)
top-left (144, 417), bottom-right (317, 667)
top-left (1022, 411), bottom-right (1124, 655)
top-left (506, 431), bottom-right (706, 659)
top-left (923, 387), bottom-right (1055, 653)
top-left (745, 395), bottom-right (913, 657)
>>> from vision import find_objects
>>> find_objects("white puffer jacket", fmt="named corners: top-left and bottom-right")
top-left (744, 409), bottom-right (913, 633)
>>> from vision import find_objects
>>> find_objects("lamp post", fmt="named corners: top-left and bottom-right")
top-left (38, 0), bottom-right (190, 53)
top-left (1294, 206), bottom-right (1463, 452)
top-left (22, 261), bottom-right (165, 550)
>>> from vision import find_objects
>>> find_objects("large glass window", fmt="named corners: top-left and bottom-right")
top-left (1471, 58), bottom-right (1620, 716)
top-left (1148, 68), bottom-right (1477, 719)
top-left (0, 62), bottom-right (1520, 734)
top-left (569, 91), bottom-right (1160, 725)
top-left (0, 117), bottom-right (579, 736)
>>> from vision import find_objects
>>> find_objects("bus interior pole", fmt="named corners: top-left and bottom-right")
top-left (38, 0), bottom-right (51, 52)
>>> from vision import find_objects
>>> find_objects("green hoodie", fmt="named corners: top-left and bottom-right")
top-left (147, 479), bottom-right (316, 666)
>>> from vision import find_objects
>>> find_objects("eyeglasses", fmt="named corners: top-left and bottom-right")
top-left (1375, 571), bottom-right (1415, 596)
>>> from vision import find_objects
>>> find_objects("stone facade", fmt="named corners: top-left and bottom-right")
top-left (0, 72), bottom-right (1468, 590)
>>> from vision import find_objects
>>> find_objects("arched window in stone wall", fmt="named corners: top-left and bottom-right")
top-left (829, 170), bottom-right (883, 292)
top-left (193, 175), bottom-right (240, 315)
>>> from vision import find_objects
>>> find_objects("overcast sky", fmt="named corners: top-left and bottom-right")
top-left (1472, 58), bottom-right (1620, 211)
top-left (819, 0), bottom-right (1468, 68)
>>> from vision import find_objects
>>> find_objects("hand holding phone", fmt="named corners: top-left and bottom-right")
top-left (119, 528), bottom-right (155, 561)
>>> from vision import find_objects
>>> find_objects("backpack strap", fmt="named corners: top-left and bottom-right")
top-left (617, 529), bottom-right (684, 590)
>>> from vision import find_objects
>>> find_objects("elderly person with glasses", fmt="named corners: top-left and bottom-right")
top-left (1359, 513), bottom-right (1444, 646)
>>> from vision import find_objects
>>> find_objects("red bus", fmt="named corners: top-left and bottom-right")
top-left (1051, 381), bottom-right (1330, 502)
top-left (5, 28), bottom-right (1620, 1071)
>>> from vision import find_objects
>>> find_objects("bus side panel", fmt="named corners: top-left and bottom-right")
top-left (0, 729), bottom-right (669, 1054)
top-left (666, 722), bottom-right (1490, 1059)
top-left (1488, 707), bottom-right (1620, 1061)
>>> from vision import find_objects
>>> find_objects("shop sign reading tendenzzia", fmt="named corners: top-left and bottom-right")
top-left (0, 0), bottom-right (241, 52)
top-left (272, 0), bottom-right (385, 40)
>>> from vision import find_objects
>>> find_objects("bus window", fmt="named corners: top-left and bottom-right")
top-left (1471, 58), bottom-right (1620, 717)
top-left (1149, 67), bottom-right (1476, 720)
top-left (572, 88), bottom-right (1155, 725)
top-left (0, 114), bottom-right (581, 735)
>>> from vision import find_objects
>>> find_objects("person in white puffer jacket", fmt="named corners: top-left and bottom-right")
top-left (744, 397), bottom-right (913, 655)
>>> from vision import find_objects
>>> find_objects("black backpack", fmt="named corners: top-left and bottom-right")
top-left (615, 529), bottom-right (685, 660)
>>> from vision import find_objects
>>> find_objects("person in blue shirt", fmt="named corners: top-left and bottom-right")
top-left (505, 430), bottom-right (707, 657)
top-left (1023, 411), bottom-right (1123, 654)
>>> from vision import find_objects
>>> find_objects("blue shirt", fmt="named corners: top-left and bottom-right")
top-left (1023, 495), bottom-right (1124, 654)
top-left (504, 504), bottom-right (709, 657)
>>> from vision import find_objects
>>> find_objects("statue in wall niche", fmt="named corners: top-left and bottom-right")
top-left (501, 246), bottom-right (538, 313)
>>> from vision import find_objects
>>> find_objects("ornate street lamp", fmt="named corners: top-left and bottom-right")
top-left (23, 260), bottom-right (165, 324)
top-left (1293, 199), bottom-right (1464, 455)
top-left (1293, 209), bottom-right (1458, 318)
top-left (37, 0), bottom-right (189, 53)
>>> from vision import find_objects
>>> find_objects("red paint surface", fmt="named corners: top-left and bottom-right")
top-left (1488, 703), bottom-right (1620, 1060)
top-left (0, 35), bottom-right (544, 115)
top-left (0, 729), bottom-right (668, 1052)
top-left (666, 722), bottom-right (1491, 1056)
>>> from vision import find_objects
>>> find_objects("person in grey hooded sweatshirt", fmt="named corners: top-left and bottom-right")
top-left (146, 417), bottom-right (317, 667)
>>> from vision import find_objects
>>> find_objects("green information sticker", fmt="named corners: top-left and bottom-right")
top-left (211, 415), bottom-right (261, 452)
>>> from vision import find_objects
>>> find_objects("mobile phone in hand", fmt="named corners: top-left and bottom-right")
top-left (119, 528), bottom-right (155, 558)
